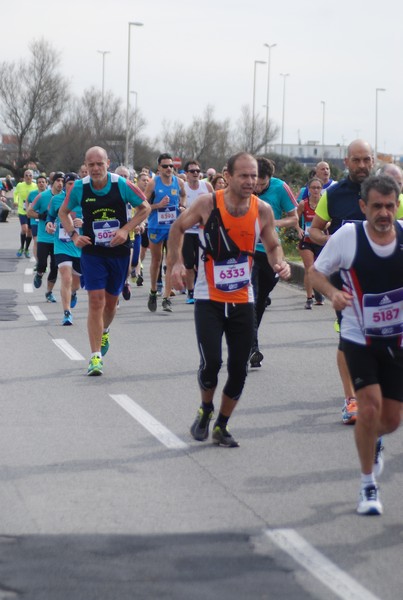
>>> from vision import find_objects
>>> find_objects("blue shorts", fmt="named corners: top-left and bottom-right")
top-left (19, 214), bottom-right (31, 227)
top-left (80, 254), bottom-right (129, 296)
top-left (148, 228), bottom-right (169, 244)
top-left (31, 223), bottom-right (38, 236)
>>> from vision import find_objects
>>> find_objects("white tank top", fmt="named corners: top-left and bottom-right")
top-left (184, 180), bottom-right (210, 234)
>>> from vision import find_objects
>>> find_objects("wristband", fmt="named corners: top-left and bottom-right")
top-left (69, 230), bottom-right (78, 239)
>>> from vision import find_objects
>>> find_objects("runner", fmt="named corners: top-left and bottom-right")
top-left (145, 153), bottom-right (186, 313)
top-left (14, 169), bottom-right (37, 258)
top-left (27, 172), bottom-right (65, 302)
top-left (59, 146), bottom-right (150, 376)
top-left (46, 172), bottom-right (82, 325)
top-left (310, 174), bottom-right (403, 515)
top-left (168, 152), bottom-right (290, 447)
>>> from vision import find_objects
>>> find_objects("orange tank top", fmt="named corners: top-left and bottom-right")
top-left (196, 189), bottom-right (261, 303)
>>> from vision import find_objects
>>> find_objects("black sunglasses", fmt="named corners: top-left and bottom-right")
top-left (188, 169), bottom-right (200, 174)
top-left (160, 164), bottom-right (174, 169)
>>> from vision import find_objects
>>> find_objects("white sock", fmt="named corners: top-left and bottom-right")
top-left (361, 472), bottom-right (376, 488)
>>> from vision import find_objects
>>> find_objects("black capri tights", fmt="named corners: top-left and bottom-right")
top-left (37, 241), bottom-right (58, 283)
top-left (194, 300), bottom-right (254, 400)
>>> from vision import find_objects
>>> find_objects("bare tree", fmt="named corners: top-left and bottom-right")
top-left (233, 104), bottom-right (279, 155)
top-left (0, 38), bottom-right (68, 176)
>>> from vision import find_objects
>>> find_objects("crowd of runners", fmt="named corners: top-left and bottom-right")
top-left (7, 140), bottom-right (403, 517)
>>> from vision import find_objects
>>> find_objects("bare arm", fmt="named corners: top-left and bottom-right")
top-left (309, 266), bottom-right (353, 311)
top-left (258, 200), bottom-right (290, 280)
top-left (309, 214), bottom-right (330, 246)
top-left (167, 193), bottom-right (213, 289)
top-left (275, 208), bottom-right (298, 230)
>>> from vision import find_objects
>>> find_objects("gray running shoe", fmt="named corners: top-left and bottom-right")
top-left (162, 297), bottom-right (172, 312)
top-left (249, 350), bottom-right (264, 368)
top-left (147, 291), bottom-right (157, 312)
top-left (190, 408), bottom-right (213, 441)
top-left (212, 425), bottom-right (239, 448)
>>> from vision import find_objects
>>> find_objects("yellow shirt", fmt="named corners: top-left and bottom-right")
top-left (14, 181), bottom-right (38, 215)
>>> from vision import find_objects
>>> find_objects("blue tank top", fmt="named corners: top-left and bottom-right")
top-left (148, 175), bottom-right (181, 231)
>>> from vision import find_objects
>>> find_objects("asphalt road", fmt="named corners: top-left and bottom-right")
top-left (0, 215), bottom-right (402, 600)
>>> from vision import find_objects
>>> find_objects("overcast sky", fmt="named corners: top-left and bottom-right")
top-left (2, 0), bottom-right (402, 158)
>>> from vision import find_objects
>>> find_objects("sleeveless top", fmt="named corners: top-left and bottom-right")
top-left (195, 189), bottom-right (261, 303)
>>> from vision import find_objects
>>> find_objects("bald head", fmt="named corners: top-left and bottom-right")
top-left (85, 146), bottom-right (110, 189)
top-left (346, 139), bottom-right (373, 159)
top-left (345, 139), bottom-right (374, 183)
top-left (379, 163), bottom-right (403, 191)
top-left (315, 161), bottom-right (331, 184)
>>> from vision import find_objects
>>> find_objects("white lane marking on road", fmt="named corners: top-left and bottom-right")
top-left (264, 529), bottom-right (381, 600)
top-left (52, 339), bottom-right (85, 361)
top-left (110, 394), bottom-right (188, 450)
top-left (24, 283), bottom-right (33, 293)
top-left (25, 268), bottom-right (33, 275)
top-left (28, 305), bottom-right (47, 321)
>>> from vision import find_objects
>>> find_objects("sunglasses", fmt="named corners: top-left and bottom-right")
top-left (160, 164), bottom-right (174, 169)
top-left (188, 169), bottom-right (200, 174)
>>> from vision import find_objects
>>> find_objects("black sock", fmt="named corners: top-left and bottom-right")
top-left (25, 237), bottom-right (32, 250)
top-left (20, 233), bottom-right (26, 249)
top-left (215, 412), bottom-right (229, 429)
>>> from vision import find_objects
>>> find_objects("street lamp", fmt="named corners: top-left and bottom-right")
top-left (97, 50), bottom-right (110, 107)
top-left (280, 73), bottom-right (290, 156)
top-left (321, 100), bottom-right (325, 160)
top-left (125, 21), bottom-right (143, 167)
top-left (375, 87), bottom-right (386, 165)
top-left (131, 90), bottom-right (138, 163)
top-left (264, 43), bottom-right (276, 153)
top-left (252, 60), bottom-right (266, 154)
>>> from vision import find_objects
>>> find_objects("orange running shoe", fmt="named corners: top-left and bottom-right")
top-left (342, 397), bottom-right (358, 425)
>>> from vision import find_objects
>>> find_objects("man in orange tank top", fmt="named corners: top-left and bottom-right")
top-left (168, 152), bottom-right (290, 447)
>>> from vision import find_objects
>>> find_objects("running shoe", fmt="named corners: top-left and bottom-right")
top-left (45, 291), bottom-right (57, 303)
top-left (250, 350), bottom-right (264, 368)
top-left (156, 282), bottom-right (163, 296)
top-left (190, 407), bottom-right (214, 441)
top-left (334, 319), bottom-right (340, 333)
top-left (16, 248), bottom-right (23, 257)
top-left (70, 292), bottom-right (77, 309)
top-left (305, 297), bottom-right (313, 310)
top-left (314, 290), bottom-right (324, 305)
top-left (87, 356), bottom-right (103, 376)
top-left (212, 425), bottom-right (239, 448)
top-left (357, 484), bottom-right (383, 515)
top-left (147, 291), bottom-right (157, 312)
top-left (162, 297), bottom-right (172, 312)
top-left (24, 249), bottom-right (31, 258)
top-left (186, 290), bottom-right (195, 304)
top-left (33, 274), bottom-right (43, 289)
top-left (374, 438), bottom-right (384, 477)
top-left (342, 397), bottom-right (358, 425)
top-left (101, 331), bottom-right (110, 356)
top-left (62, 310), bottom-right (73, 326)
top-left (136, 273), bottom-right (144, 287)
top-left (122, 282), bottom-right (131, 300)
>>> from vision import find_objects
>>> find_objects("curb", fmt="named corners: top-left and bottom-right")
top-left (287, 260), bottom-right (305, 288)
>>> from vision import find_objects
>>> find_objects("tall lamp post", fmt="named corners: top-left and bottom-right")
top-left (97, 50), bottom-right (110, 108)
top-left (252, 60), bottom-right (266, 154)
top-left (264, 43), bottom-right (276, 153)
top-left (280, 73), bottom-right (290, 156)
top-left (125, 21), bottom-right (143, 167)
top-left (375, 87), bottom-right (386, 165)
top-left (131, 90), bottom-right (138, 164)
top-left (321, 100), bottom-right (326, 160)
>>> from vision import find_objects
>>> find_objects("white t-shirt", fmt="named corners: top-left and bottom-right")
top-left (314, 221), bottom-right (403, 344)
